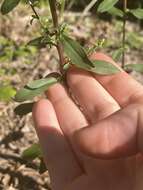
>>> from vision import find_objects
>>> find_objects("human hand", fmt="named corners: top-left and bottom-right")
top-left (33, 53), bottom-right (143, 190)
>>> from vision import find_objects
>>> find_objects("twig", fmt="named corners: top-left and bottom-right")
top-left (82, 0), bottom-right (98, 16)
top-left (48, 0), bottom-right (65, 74)
top-left (28, 0), bottom-right (45, 29)
top-left (77, 0), bottom-right (97, 26)
top-left (122, 0), bottom-right (127, 68)
top-left (29, 0), bottom-right (40, 20)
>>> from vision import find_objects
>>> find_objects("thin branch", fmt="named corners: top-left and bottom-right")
top-left (28, 0), bottom-right (45, 29)
top-left (82, 0), bottom-right (98, 16)
top-left (29, 0), bottom-right (40, 20)
top-left (48, 0), bottom-right (59, 28)
top-left (48, 0), bottom-right (65, 74)
top-left (122, 0), bottom-right (127, 68)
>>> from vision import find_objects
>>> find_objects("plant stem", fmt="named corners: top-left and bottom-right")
top-left (122, 0), bottom-right (127, 68)
top-left (29, 0), bottom-right (40, 20)
top-left (29, 0), bottom-right (45, 29)
top-left (48, 0), bottom-right (65, 74)
top-left (82, 0), bottom-right (97, 16)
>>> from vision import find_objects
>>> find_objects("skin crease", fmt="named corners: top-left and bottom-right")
top-left (33, 53), bottom-right (143, 190)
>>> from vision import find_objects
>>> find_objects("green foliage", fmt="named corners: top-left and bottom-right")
top-left (112, 47), bottom-right (127, 62)
top-left (125, 64), bottom-right (143, 73)
top-left (14, 102), bottom-right (34, 116)
top-left (0, 36), bottom-right (37, 63)
top-left (129, 8), bottom-right (143, 19)
top-left (28, 37), bottom-right (46, 47)
top-left (107, 7), bottom-right (124, 17)
top-left (27, 36), bottom-right (55, 48)
top-left (127, 32), bottom-right (143, 49)
top-left (14, 77), bottom-right (59, 102)
top-left (27, 77), bottom-right (59, 89)
top-left (0, 85), bottom-right (16, 101)
top-left (61, 35), bottom-right (120, 75)
top-left (22, 143), bottom-right (42, 160)
top-left (97, 0), bottom-right (143, 20)
top-left (61, 35), bottom-right (94, 67)
top-left (1, 0), bottom-right (21, 14)
top-left (91, 60), bottom-right (120, 75)
top-left (97, 0), bottom-right (118, 13)
top-left (97, 0), bottom-right (143, 69)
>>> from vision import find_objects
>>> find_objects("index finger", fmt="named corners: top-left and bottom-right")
top-left (91, 53), bottom-right (143, 107)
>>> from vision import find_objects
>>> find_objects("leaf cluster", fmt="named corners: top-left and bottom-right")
top-left (1, 0), bottom-right (143, 113)
top-left (97, 0), bottom-right (143, 19)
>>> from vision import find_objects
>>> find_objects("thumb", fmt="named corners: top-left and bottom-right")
top-left (74, 104), bottom-right (143, 159)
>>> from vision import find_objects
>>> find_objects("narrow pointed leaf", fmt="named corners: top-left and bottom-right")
top-left (1, 0), bottom-right (21, 15)
top-left (27, 77), bottom-right (58, 89)
top-left (14, 86), bottom-right (49, 102)
top-left (70, 59), bottom-right (120, 75)
top-left (97, 0), bottom-right (118, 13)
top-left (27, 37), bottom-right (49, 48)
top-left (60, 35), bottom-right (94, 68)
top-left (112, 48), bottom-right (126, 61)
top-left (14, 102), bottom-right (34, 116)
top-left (90, 60), bottom-right (120, 75)
top-left (14, 77), bottom-right (58, 102)
top-left (130, 8), bottom-right (143, 19)
top-left (124, 64), bottom-right (143, 73)
top-left (22, 143), bottom-right (42, 160)
top-left (61, 35), bottom-right (120, 75)
top-left (108, 7), bottom-right (124, 17)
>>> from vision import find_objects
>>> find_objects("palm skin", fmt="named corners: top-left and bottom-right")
top-left (33, 53), bottom-right (143, 190)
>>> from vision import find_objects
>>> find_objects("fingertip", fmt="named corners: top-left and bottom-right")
top-left (67, 67), bottom-right (93, 89)
top-left (32, 99), bottom-right (51, 118)
top-left (32, 99), bottom-right (51, 114)
top-left (32, 99), bottom-right (58, 130)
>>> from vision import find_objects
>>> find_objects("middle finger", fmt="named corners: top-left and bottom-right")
top-left (67, 68), bottom-right (120, 123)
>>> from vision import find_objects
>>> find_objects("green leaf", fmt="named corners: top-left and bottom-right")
top-left (14, 77), bottom-right (58, 102)
top-left (14, 102), bottom-right (34, 116)
top-left (108, 7), bottom-right (124, 17)
top-left (1, 0), bottom-right (21, 15)
top-left (112, 47), bottom-right (126, 62)
top-left (71, 59), bottom-right (120, 75)
top-left (127, 32), bottom-right (143, 49)
top-left (61, 35), bottom-right (120, 75)
top-left (22, 143), bottom-right (42, 160)
top-left (27, 77), bottom-right (58, 89)
top-left (97, 0), bottom-right (118, 13)
top-left (0, 85), bottom-right (16, 101)
top-left (60, 35), bottom-right (94, 68)
top-left (129, 8), bottom-right (143, 19)
top-left (27, 37), bottom-right (46, 47)
top-left (90, 60), bottom-right (120, 75)
top-left (124, 64), bottom-right (143, 73)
